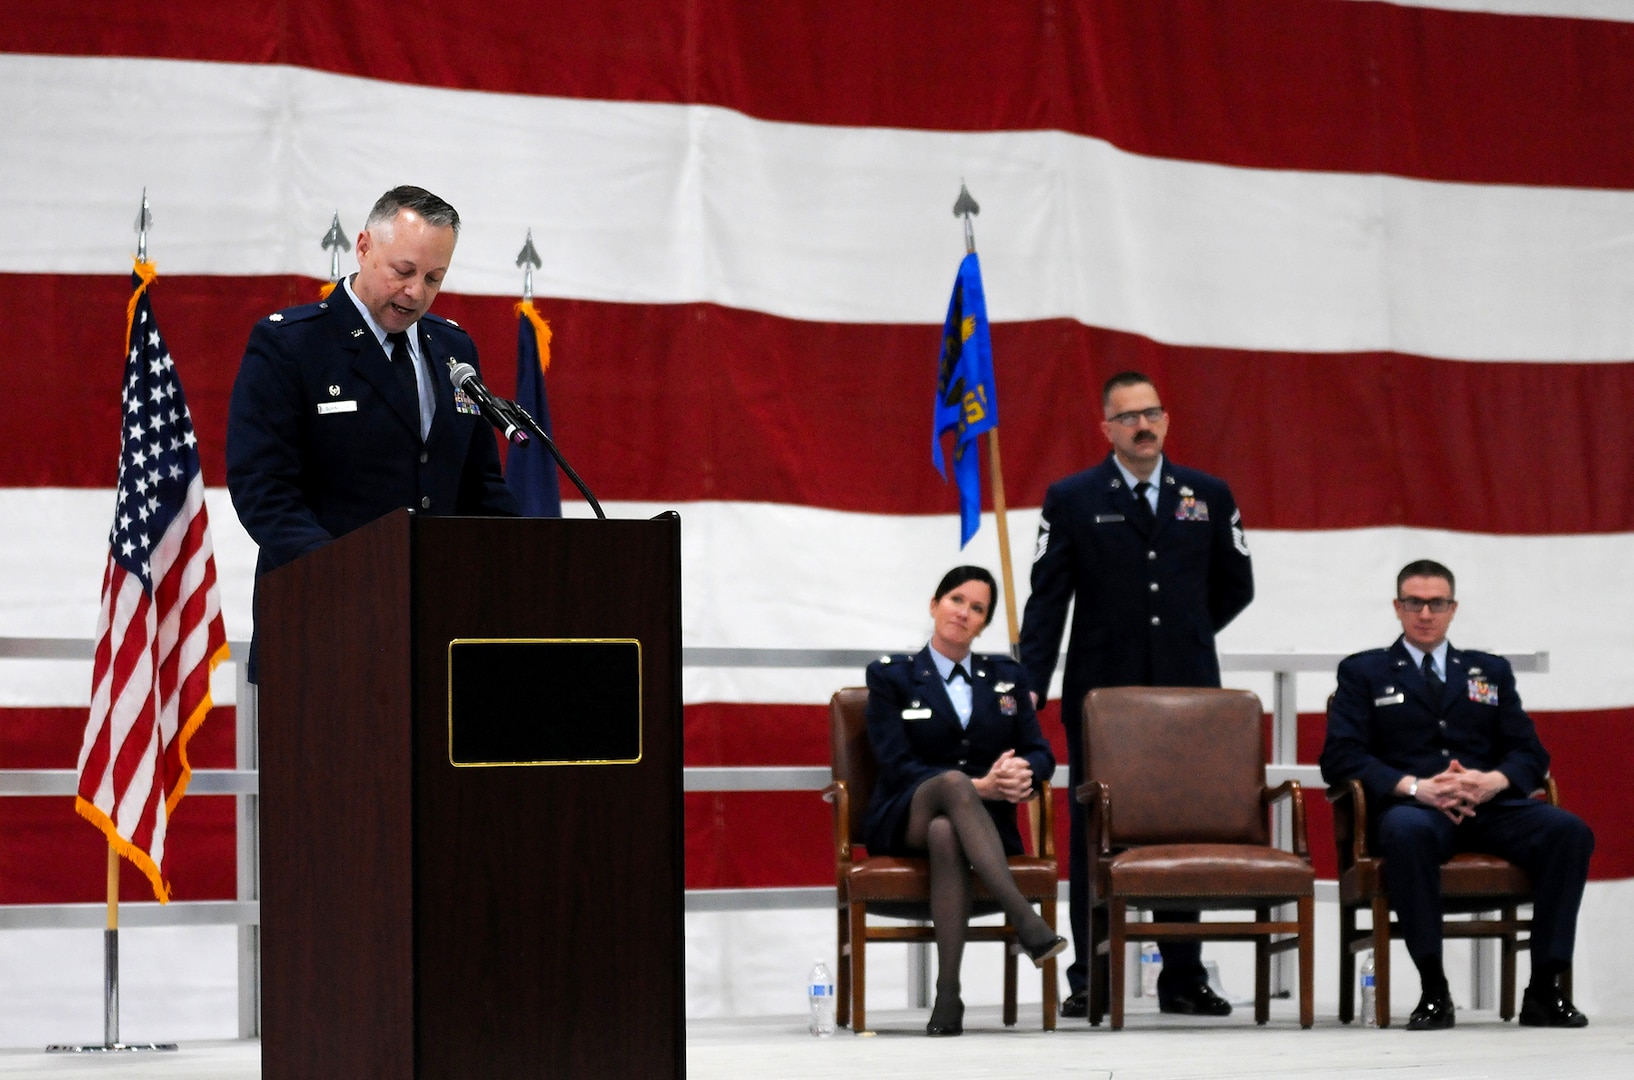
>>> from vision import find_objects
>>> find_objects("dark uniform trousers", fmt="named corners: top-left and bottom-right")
top-left (1377, 797), bottom-right (1593, 966)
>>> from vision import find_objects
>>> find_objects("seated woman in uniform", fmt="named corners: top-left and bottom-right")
top-left (862, 565), bottom-right (1067, 1036)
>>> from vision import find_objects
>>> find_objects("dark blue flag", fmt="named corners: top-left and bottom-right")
top-left (932, 252), bottom-right (999, 546)
top-left (505, 301), bottom-right (562, 516)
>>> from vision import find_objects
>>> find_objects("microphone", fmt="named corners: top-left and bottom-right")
top-left (446, 361), bottom-right (530, 446)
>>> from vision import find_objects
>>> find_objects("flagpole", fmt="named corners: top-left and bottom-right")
top-left (48, 191), bottom-right (181, 1056)
top-left (105, 845), bottom-right (120, 1047)
top-left (954, 184), bottom-right (1022, 657)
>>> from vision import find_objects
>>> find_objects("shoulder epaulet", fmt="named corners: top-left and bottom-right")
top-left (874, 653), bottom-right (913, 666)
top-left (261, 301), bottom-right (326, 327)
top-left (422, 311), bottom-right (470, 336)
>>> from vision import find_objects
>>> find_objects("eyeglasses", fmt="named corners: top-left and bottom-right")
top-left (1107, 407), bottom-right (1166, 427)
top-left (1396, 597), bottom-right (1455, 614)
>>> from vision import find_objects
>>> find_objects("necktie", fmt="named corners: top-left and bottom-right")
top-left (947, 662), bottom-right (969, 684)
top-left (386, 331), bottom-right (422, 436)
top-left (1422, 653), bottom-right (1444, 701)
top-left (1131, 480), bottom-right (1155, 525)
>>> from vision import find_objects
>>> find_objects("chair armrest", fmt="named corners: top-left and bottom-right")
top-left (823, 780), bottom-right (851, 862)
top-left (1541, 775), bottom-right (1560, 807)
top-left (1032, 779), bottom-right (1055, 859)
top-left (1326, 778), bottom-right (1369, 866)
top-left (1263, 780), bottom-right (1311, 861)
top-left (1074, 779), bottom-right (1111, 856)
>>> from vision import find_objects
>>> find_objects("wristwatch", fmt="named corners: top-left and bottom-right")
top-left (1408, 779), bottom-right (1420, 799)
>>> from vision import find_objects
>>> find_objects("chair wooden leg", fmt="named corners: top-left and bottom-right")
top-left (1003, 925), bottom-right (1018, 1028)
top-left (1109, 899), bottom-right (1127, 1031)
top-left (1500, 906), bottom-right (1518, 1021)
top-left (1254, 907), bottom-right (1270, 1026)
top-left (836, 902), bottom-right (851, 1029)
top-left (1041, 895), bottom-right (1058, 1031)
top-left (1372, 895), bottom-right (1391, 1029)
top-left (1298, 895), bottom-right (1315, 1029)
top-left (1337, 901), bottom-right (1356, 1024)
top-left (849, 900), bottom-right (869, 1034)
top-left (1088, 905), bottom-right (1108, 1026)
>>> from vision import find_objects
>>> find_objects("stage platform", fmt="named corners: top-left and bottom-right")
top-left (3, 999), bottom-right (1629, 1078)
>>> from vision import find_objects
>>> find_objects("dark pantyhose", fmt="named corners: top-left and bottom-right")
top-left (903, 770), bottom-right (1055, 1030)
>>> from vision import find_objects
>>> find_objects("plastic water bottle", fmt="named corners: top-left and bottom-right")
top-left (807, 960), bottom-right (836, 1036)
top-left (1360, 951), bottom-right (1377, 1027)
top-left (1140, 943), bottom-right (1162, 997)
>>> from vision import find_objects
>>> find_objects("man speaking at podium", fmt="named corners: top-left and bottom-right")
top-left (226, 185), bottom-right (517, 677)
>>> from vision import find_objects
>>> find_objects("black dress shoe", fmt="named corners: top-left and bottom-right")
top-left (1406, 988), bottom-right (1455, 1030)
top-left (1158, 982), bottom-right (1233, 1016)
top-left (1519, 986), bottom-right (1589, 1028)
top-left (1060, 989), bottom-right (1089, 1018)
top-left (1021, 934), bottom-right (1069, 968)
top-left (926, 997), bottom-right (964, 1037)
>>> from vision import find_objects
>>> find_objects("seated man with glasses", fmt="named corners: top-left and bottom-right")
top-left (1321, 559), bottom-right (1594, 1030)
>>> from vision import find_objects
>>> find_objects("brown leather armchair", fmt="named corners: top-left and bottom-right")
top-left (1076, 686), bottom-right (1314, 1029)
top-left (1329, 775), bottom-right (1564, 1028)
top-left (823, 687), bottom-right (1060, 1034)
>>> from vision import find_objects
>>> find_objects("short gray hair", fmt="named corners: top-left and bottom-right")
top-left (366, 185), bottom-right (460, 235)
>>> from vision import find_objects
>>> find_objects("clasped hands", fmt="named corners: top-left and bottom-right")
top-left (974, 749), bottom-right (1036, 804)
top-left (1409, 760), bottom-right (1509, 822)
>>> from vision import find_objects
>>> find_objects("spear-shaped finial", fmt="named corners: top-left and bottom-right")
top-left (134, 189), bottom-right (153, 262)
top-left (952, 181), bottom-right (980, 255)
top-left (516, 228), bottom-right (542, 302)
top-left (321, 212), bottom-right (351, 283)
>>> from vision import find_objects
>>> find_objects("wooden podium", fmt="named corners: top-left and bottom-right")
top-left (256, 510), bottom-right (683, 1079)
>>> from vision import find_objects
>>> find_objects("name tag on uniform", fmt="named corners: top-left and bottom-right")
top-left (901, 708), bottom-right (932, 721)
top-left (316, 400), bottom-right (358, 415)
top-left (1094, 513), bottom-right (1125, 524)
top-left (1374, 693), bottom-right (1405, 707)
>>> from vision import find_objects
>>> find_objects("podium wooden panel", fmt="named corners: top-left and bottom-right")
top-left (256, 510), bottom-right (683, 1079)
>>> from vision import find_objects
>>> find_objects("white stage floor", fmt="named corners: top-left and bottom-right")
top-left (2, 1000), bottom-right (1629, 1079)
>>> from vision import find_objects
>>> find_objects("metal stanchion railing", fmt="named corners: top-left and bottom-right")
top-left (2, 640), bottom-right (1548, 1026)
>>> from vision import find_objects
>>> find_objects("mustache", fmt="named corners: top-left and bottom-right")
top-left (1133, 431), bottom-right (1158, 443)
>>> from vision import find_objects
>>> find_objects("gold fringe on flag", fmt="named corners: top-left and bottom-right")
top-left (74, 797), bottom-right (173, 903)
top-left (318, 280), bottom-right (338, 300)
top-left (164, 638), bottom-right (232, 817)
top-left (125, 258), bottom-right (158, 344)
top-left (516, 299), bottom-right (553, 375)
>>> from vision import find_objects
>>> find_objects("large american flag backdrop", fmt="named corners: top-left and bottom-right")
top-left (2, 0), bottom-right (1632, 1016)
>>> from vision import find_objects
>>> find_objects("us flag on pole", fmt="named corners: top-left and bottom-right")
top-left (76, 259), bottom-right (229, 903)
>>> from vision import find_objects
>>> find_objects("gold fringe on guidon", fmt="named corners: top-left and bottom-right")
top-left (516, 299), bottom-right (553, 374)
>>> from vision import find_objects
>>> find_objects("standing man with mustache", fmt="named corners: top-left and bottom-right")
top-left (1019, 371), bottom-right (1255, 1020)
top-left (226, 185), bottom-right (517, 677)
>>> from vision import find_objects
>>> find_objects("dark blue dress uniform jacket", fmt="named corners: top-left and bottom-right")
top-left (226, 286), bottom-right (517, 576)
top-left (1018, 453), bottom-right (1254, 711)
top-left (861, 647), bottom-right (1054, 857)
top-left (1320, 638), bottom-right (1551, 810)
top-left (226, 287), bottom-right (517, 675)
